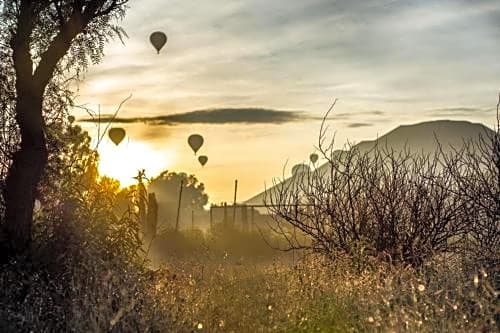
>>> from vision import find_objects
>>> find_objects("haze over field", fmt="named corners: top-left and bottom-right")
top-left (75, 0), bottom-right (500, 202)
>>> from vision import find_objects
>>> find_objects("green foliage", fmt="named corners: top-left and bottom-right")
top-left (0, 115), bottom-right (166, 331)
top-left (0, 1), bottom-right (176, 330)
top-left (1, 1), bottom-right (128, 75)
top-left (0, 1), bottom-right (129, 224)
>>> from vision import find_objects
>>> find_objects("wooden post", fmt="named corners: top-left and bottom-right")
top-left (147, 192), bottom-right (158, 239)
top-left (232, 180), bottom-right (238, 225)
top-left (137, 175), bottom-right (147, 231)
top-left (175, 180), bottom-right (184, 232)
top-left (132, 170), bottom-right (147, 241)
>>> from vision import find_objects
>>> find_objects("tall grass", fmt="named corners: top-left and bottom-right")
top-left (141, 251), bottom-right (498, 332)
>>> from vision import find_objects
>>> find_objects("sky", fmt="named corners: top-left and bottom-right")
top-left (75, 0), bottom-right (500, 204)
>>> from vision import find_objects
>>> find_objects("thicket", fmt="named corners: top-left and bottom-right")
top-left (266, 100), bottom-right (499, 273)
top-left (0, 116), bottom-right (175, 331)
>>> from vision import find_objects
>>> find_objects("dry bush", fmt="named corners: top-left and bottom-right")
top-left (266, 105), bottom-right (465, 266)
top-left (441, 95), bottom-right (500, 274)
top-left (266, 99), bottom-right (500, 271)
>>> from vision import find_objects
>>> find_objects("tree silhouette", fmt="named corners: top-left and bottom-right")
top-left (0, 0), bottom-right (128, 253)
top-left (148, 171), bottom-right (209, 229)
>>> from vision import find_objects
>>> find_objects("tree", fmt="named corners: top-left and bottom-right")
top-left (148, 171), bottom-right (209, 229)
top-left (0, 0), bottom-right (129, 253)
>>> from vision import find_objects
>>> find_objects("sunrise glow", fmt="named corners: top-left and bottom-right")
top-left (96, 137), bottom-right (174, 187)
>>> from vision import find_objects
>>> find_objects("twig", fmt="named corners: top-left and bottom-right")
top-left (95, 93), bottom-right (132, 148)
top-left (318, 99), bottom-right (338, 150)
top-left (496, 91), bottom-right (499, 131)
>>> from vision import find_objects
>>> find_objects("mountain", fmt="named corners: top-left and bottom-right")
top-left (245, 120), bottom-right (495, 206)
top-left (353, 120), bottom-right (493, 155)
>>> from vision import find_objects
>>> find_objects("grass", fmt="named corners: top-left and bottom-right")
top-left (1, 227), bottom-right (497, 332)
top-left (142, 242), bottom-right (498, 332)
top-left (148, 255), bottom-right (364, 332)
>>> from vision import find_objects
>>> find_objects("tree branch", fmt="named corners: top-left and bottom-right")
top-left (33, 0), bottom-right (126, 92)
top-left (12, 0), bottom-right (35, 85)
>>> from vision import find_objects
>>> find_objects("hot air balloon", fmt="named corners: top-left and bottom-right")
top-left (292, 164), bottom-right (310, 176)
top-left (188, 134), bottom-right (204, 155)
top-left (310, 153), bottom-right (319, 164)
top-left (198, 155), bottom-right (208, 167)
top-left (150, 31), bottom-right (167, 54)
top-left (108, 127), bottom-right (126, 146)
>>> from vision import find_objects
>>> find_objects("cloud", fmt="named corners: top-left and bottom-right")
top-left (346, 122), bottom-right (374, 128)
top-left (335, 110), bottom-right (385, 117)
top-left (135, 124), bottom-right (173, 141)
top-left (79, 107), bottom-right (311, 125)
top-left (426, 106), bottom-right (495, 117)
top-left (84, 64), bottom-right (151, 80)
top-left (74, 0), bottom-right (500, 130)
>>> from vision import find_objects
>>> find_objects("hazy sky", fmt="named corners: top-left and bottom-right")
top-left (75, 0), bottom-right (500, 203)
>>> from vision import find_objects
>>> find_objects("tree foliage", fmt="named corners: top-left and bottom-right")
top-left (148, 171), bottom-right (209, 228)
top-left (0, 0), bottom-right (129, 252)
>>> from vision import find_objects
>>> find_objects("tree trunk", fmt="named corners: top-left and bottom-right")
top-left (3, 88), bottom-right (47, 254)
top-left (1, 0), bottom-right (119, 254)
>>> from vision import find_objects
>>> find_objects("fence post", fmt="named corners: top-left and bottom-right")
top-left (146, 192), bottom-right (158, 239)
top-left (232, 180), bottom-right (238, 225)
top-left (175, 180), bottom-right (184, 232)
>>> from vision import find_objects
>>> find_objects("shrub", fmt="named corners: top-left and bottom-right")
top-left (441, 95), bottom-right (500, 274)
top-left (266, 100), bottom-right (499, 268)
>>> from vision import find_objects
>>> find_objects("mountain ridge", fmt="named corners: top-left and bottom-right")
top-left (245, 119), bottom-right (495, 205)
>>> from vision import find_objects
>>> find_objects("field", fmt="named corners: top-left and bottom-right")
top-left (139, 227), bottom-right (497, 332)
top-left (1, 223), bottom-right (497, 332)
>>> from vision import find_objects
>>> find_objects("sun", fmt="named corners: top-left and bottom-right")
top-left (96, 138), bottom-right (174, 187)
